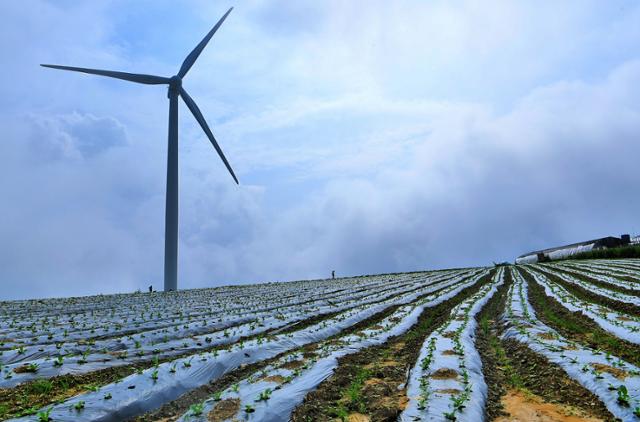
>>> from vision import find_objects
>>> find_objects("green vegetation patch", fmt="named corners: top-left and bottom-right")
top-left (568, 245), bottom-right (640, 261)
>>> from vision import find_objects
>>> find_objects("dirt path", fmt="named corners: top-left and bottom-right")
top-left (495, 390), bottom-right (604, 422)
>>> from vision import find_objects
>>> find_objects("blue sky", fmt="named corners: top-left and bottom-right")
top-left (1, 0), bottom-right (640, 299)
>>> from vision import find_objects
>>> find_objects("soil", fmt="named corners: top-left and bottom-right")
top-left (282, 360), bottom-right (306, 369)
top-left (537, 332), bottom-right (557, 340)
top-left (12, 365), bottom-right (35, 374)
top-left (289, 270), bottom-right (495, 422)
top-left (501, 338), bottom-right (614, 421)
top-left (207, 398), bottom-right (240, 422)
top-left (495, 390), bottom-right (605, 422)
top-left (435, 388), bottom-right (461, 395)
top-left (347, 413), bottom-right (370, 422)
top-left (429, 368), bottom-right (459, 380)
top-left (261, 375), bottom-right (287, 384)
top-left (589, 363), bottom-right (628, 380)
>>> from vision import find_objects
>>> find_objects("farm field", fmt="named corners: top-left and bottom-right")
top-left (1, 260), bottom-right (640, 421)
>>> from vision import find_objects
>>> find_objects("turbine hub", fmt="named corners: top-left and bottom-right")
top-left (168, 75), bottom-right (182, 97)
top-left (170, 75), bottom-right (182, 87)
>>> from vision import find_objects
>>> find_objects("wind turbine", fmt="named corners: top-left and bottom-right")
top-left (42, 7), bottom-right (238, 292)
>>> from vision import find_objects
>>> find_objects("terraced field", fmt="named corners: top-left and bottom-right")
top-left (1, 259), bottom-right (640, 421)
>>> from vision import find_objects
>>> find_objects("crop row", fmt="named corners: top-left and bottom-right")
top-left (1, 259), bottom-right (639, 421)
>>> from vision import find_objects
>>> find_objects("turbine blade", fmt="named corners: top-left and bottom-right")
top-left (180, 87), bottom-right (239, 184)
top-left (41, 64), bottom-right (170, 85)
top-left (178, 7), bottom-right (233, 78)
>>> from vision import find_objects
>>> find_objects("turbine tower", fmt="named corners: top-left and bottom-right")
top-left (42, 7), bottom-right (238, 292)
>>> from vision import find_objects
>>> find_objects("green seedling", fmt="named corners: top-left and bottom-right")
top-left (451, 394), bottom-right (466, 411)
top-left (36, 407), bottom-right (53, 422)
top-left (73, 401), bottom-right (85, 411)
top-left (189, 402), bottom-right (204, 416)
top-left (78, 350), bottom-right (89, 364)
top-left (618, 385), bottom-right (630, 407)
top-left (25, 363), bottom-right (39, 373)
top-left (256, 388), bottom-right (272, 402)
top-left (443, 410), bottom-right (457, 420)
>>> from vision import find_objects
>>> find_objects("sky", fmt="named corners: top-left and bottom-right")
top-left (1, 0), bottom-right (639, 300)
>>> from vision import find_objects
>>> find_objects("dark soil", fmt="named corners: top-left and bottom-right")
top-left (289, 270), bottom-right (495, 422)
top-left (519, 267), bottom-right (640, 368)
top-left (207, 398), bottom-right (240, 422)
top-left (502, 338), bottom-right (614, 421)
top-left (531, 266), bottom-right (640, 317)
top-left (474, 269), bottom-right (512, 420)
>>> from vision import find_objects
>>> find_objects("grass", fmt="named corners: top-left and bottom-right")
top-left (345, 367), bottom-right (372, 412)
top-left (29, 379), bottom-right (54, 395)
top-left (566, 245), bottom-right (640, 261)
top-left (480, 314), bottom-right (524, 390)
top-left (329, 366), bottom-right (373, 420)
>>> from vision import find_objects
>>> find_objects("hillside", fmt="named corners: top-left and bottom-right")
top-left (1, 260), bottom-right (640, 421)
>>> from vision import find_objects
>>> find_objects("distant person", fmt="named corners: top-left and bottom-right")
top-left (332, 270), bottom-right (335, 279)
top-left (148, 285), bottom-right (153, 293)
